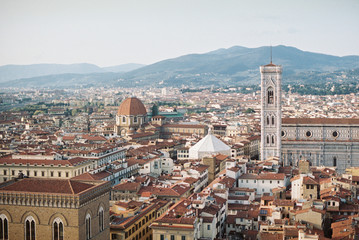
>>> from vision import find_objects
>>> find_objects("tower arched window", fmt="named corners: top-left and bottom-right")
top-left (0, 214), bottom-right (8, 240)
top-left (272, 135), bottom-right (275, 144)
top-left (333, 157), bottom-right (337, 167)
top-left (85, 214), bottom-right (91, 240)
top-left (53, 217), bottom-right (63, 240)
top-left (25, 216), bottom-right (36, 240)
top-left (267, 116), bottom-right (270, 125)
top-left (99, 207), bottom-right (104, 232)
top-left (266, 136), bottom-right (270, 144)
top-left (267, 87), bottom-right (274, 104)
top-left (272, 116), bottom-right (275, 125)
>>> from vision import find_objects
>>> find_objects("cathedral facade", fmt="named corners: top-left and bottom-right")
top-left (281, 118), bottom-right (359, 173)
top-left (260, 63), bottom-right (359, 172)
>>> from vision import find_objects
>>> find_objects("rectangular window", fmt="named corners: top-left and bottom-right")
top-left (58, 172), bottom-right (61, 177)
top-left (42, 171), bottom-right (45, 177)
top-left (12, 170), bottom-right (15, 176)
top-left (3, 170), bottom-right (6, 175)
top-left (66, 172), bottom-right (69, 178)
top-left (27, 170), bottom-right (30, 176)
top-left (34, 171), bottom-right (37, 177)
top-left (160, 235), bottom-right (164, 240)
top-left (171, 235), bottom-right (175, 240)
top-left (182, 236), bottom-right (186, 240)
top-left (207, 225), bottom-right (210, 230)
top-left (50, 171), bottom-right (54, 177)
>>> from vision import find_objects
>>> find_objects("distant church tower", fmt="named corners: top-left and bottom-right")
top-left (260, 60), bottom-right (282, 161)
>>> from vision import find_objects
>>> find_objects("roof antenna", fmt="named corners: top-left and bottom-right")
top-left (270, 44), bottom-right (272, 64)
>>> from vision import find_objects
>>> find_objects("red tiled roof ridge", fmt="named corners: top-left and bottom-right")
top-left (68, 179), bottom-right (75, 194)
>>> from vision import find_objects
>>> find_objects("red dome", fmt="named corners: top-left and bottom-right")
top-left (117, 97), bottom-right (147, 116)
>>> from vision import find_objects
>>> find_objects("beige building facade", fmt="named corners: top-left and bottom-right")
top-left (0, 157), bottom-right (94, 183)
top-left (0, 178), bottom-right (111, 240)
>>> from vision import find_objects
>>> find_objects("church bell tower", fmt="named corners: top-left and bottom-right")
top-left (260, 61), bottom-right (282, 161)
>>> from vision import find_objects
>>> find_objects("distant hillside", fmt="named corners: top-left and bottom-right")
top-left (0, 63), bottom-right (105, 82)
top-left (1, 72), bottom-right (121, 88)
top-left (1, 45), bottom-right (359, 88)
top-left (119, 45), bottom-right (359, 87)
top-left (103, 63), bottom-right (146, 72)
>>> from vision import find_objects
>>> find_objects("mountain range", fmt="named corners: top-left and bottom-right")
top-left (1, 45), bottom-right (359, 88)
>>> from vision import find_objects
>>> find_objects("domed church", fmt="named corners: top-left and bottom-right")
top-left (115, 97), bottom-right (148, 136)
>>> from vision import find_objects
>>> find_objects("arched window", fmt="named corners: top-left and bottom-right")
top-left (333, 157), bottom-right (337, 167)
top-left (98, 207), bottom-right (104, 232)
top-left (266, 116), bottom-right (270, 125)
top-left (272, 135), bottom-right (275, 144)
top-left (86, 214), bottom-right (91, 240)
top-left (25, 216), bottom-right (36, 240)
top-left (0, 214), bottom-right (8, 240)
top-left (272, 116), bottom-right (275, 125)
top-left (267, 87), bottom-right (274, 104)
top-left (134, 116), bottom-right (137, 123)
top-left (53, 217), bottom-right (64, 240)
top-left (266, 136), bottom-right (270, 144)
top-left (122, 116), bottom-right (126, 123)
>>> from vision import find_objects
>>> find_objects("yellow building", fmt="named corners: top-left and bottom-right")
top-left (0, 177), bottom-right (111, 240)
top-left (161, 124), bottom-right (208, 138)
top-left (202, 154), bottom-right (228, 184)
top-left (151, 199), bottom-right (201, 240)
top-left (110, 200), bottom-right (171, 240)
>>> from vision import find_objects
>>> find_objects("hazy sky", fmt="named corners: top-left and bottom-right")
top-left (1, 0), bottom-right (358, 67)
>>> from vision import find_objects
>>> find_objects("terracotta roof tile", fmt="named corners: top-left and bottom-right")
top-left (117, 97), bottom-right (147, 116)
top-left (0, 178), bottom-right (95, 194)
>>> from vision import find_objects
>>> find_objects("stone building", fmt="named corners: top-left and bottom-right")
top-left (260, 62), bottom-right (282, 161)
top-left (115, 97), bottom-right (148, 136)
top-left (0, 177), bottom-right (111, 240)
top-left (281, 118), bottom-right (359, 173)
top-left (114, 97), bottom-right (208, 140)
top-left (259, 63), bottom-right (359, 173)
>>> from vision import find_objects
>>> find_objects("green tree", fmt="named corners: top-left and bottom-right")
top-left (152, 104), bottom-right (159, 116)
top-left (245, 108), bottom-right (255, 113)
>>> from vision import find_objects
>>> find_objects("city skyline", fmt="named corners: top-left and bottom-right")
top-left (1, 0), bottom-right (359, 67)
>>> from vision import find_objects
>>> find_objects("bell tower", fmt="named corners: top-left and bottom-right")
top-left (260, 61), bottom-right (282, 161)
